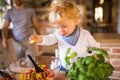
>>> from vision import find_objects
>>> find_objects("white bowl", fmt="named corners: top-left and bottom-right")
top-left (8, 58), bottom-right (33, 74)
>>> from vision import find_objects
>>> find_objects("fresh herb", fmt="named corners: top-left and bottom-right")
top-left (67, 47), bottom-right (114, 80)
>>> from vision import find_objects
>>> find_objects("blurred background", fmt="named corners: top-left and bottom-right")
top-left (1, 0), bottom-right (119, 33)
top-left (0, 0), bottom-right (120, 79)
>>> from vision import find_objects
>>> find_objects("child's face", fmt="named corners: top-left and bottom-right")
top-left (56, 19), bottom-right (77, 37)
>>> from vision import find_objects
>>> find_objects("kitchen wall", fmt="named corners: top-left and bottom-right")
top-left (100, 43), bottom-right (120, 79)
top-left (94, 33), bottom-right (120, 79)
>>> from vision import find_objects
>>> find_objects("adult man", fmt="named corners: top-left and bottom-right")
top-left (2, 0), bottom-right (41, 67)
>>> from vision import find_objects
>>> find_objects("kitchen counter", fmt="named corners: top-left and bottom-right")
top-left (93, 33), bottom-right (120, 43)
top-left (95, 39), bottom-right (120, 43)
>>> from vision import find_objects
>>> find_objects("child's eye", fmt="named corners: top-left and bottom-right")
top-left (62, 25), bottom-right (67, 28)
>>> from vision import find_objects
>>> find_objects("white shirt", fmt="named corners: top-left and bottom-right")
top-left (38, 28), bottom-right (100, 69)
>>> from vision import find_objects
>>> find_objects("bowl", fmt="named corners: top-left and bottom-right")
top-left (8, 58), bottom-right (33, 74)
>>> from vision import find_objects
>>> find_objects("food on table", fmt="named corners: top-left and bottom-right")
top-left (19, 65), bottom-right (54, 80)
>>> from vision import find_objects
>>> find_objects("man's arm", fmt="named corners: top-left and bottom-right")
top-left (2, 20), bottom-right (10, 48)
top-left (32, 16), bottom-right (40, 35)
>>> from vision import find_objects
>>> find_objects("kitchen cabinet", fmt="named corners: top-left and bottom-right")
top-left (86, 0), bottom-right (94, 29)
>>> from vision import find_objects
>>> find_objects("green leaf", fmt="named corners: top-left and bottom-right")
top-left (87, 47), bottom-right (109, 58)
top-left (65, 48), bottom-right (71, 55)
top-left (87, 47), bottom-right (97, 53)
top-left (70, 52), bottom-right (78, 59)
top-left (84, 56), bottom-right (96, 65)
top-left (65, 56), bottom-right (70, 66)
top-left (98, 49), bottom-right (109, 58)
top-left (96, 54), bottom-right (105, 62)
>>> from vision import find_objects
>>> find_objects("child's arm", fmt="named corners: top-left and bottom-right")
top-left (29, 33), bottom-right (58, 45)
top-left (29, 34), bottom-right (42, 44)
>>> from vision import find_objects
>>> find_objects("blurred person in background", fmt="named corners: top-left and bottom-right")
top-left (2, 0), bottom-right (41, 68)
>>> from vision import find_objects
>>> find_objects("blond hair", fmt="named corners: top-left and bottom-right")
top-left (49, 1), bottom-right (80, 23)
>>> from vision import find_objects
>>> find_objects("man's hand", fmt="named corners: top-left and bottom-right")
top-left (2, 39), bottom-right (8, 48)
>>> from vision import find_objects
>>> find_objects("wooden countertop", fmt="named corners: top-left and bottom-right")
top-left (95, 39), bottom-right (120, 43)
top-left (93, 33), bottom-right (120, 43)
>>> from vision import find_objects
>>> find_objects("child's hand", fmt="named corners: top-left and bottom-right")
top-left (29, 34), bottom-right (42, 44)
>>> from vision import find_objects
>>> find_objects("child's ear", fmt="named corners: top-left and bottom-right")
top-left (74, 19), bottom-right (78, 25)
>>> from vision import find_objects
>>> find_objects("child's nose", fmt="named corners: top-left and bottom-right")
top-left (59, 28), bottom-right (65, 34)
